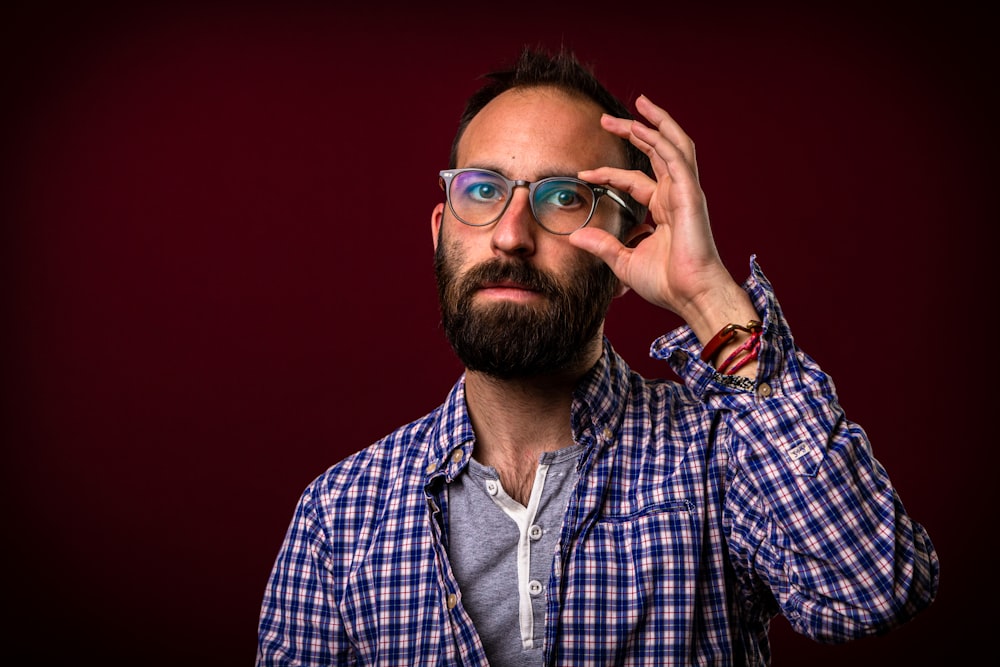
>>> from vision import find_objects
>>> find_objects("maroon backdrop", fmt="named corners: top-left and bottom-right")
top-left (2, 2), bottom-right (992, 664)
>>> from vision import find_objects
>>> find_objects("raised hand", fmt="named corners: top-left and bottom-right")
top-left (570, 95), bottom-right (757, 344)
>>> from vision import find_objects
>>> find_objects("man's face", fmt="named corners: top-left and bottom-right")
top-left (431, 86), bottom-right (629, 379)
top-left (434, 229), bottom-right (618, 379)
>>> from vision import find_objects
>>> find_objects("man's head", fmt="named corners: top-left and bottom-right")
top-left (449, 47), bottom-right (652, 228)
top-left (432, 48), bottom-right (651, 380)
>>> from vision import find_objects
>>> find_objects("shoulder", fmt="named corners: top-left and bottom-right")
top-left (307, 409), bottom-right (440, 511)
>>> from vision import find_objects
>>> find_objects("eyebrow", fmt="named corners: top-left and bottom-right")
top-left (463, 164), bottom-right (584, 181)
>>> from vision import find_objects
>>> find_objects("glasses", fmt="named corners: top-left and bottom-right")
top-left (439, 168), bottom-right (635, 235)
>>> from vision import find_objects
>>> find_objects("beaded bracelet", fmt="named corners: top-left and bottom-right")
top-left (699, 320), bottom-right (762, 365)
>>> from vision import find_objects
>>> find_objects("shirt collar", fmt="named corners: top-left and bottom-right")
top-left (424, 339), bottom-right (632, 484)
top-left (570, 338), bottom-right (630, 455)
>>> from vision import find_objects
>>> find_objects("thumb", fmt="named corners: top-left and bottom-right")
top-left (568, 227), bottom-right (630, 277)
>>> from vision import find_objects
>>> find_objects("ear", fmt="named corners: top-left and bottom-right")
top-left (612, 221), bottom-right (656, 299)
top-left (612, 278), bottom-right (631, 299)
top-left (431, 202), bottom-right (445, 251)
top-left (623, 221), bottom-right (655, 249)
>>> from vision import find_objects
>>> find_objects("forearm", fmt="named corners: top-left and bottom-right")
top-left (726, 385), bottom-right (938, 641)
top-left (655, 257), bottom-right (939, 639)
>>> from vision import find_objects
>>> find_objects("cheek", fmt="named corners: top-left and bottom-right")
top-left (438, 229), bottom-right (467, 265)
top-left (562, 243), bottom-right (607, 276)
top-left (440, 220), bottom-right (491, 265)
top-left (435, 232), bottom-right (473, 286)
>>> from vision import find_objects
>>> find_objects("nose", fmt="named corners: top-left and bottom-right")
top-left (491, 186), bottom-right (537, 256)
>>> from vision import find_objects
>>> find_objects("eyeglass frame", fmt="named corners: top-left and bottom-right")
top-left (438, 168), bottom-right (637, 235)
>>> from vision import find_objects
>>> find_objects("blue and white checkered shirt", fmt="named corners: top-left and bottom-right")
top-left (257, 257), bottom-right (939, 666)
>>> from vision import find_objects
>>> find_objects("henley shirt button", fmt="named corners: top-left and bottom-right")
top-left (528, 524), bottom-right (543, 540)
top-left (757, 382), bottom-right (772, 398)
top-left (527, 580), bottom-right (543, 596)
top-left (486, 480), bottom-right (499, 496)
top-left (450, 449), bottom-right (463, 463)
top-left (446, 593), bottom-right (458, 610)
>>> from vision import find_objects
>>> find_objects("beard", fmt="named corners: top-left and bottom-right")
top-left (434, 234), bottom-right (618, 380)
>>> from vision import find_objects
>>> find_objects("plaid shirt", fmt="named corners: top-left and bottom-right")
top-left (257, 258), bottom-right (938, 666)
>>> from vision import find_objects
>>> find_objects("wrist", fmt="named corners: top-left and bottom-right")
top-left (710, 323), bottom-right (762, 377)
top-left (681, 280), bottom-right (759, 347)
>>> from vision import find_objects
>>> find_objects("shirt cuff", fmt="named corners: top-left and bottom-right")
top-left (648, 254), bottom-right (789, 399)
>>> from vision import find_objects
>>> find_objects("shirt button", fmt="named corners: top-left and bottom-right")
top-left (528, 524), bottom-right (543, 540)
top-left (602, 428), bottom-right (614, 442)
top-left (527, 580), bottom-right (543, 596)
top-left (450, 449), bottom-right (463, 463)
top-left (485, 480), bottom-right (499, 496)
top-left (757, 382), bottom-right (772, 398)
top-left (425, 462), bottom-right (436, 475)
top-left (446, 593), bottom-right (458, 609)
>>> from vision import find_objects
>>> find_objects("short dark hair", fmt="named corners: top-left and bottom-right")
top-left (449, 47), bottom-right (653, 228)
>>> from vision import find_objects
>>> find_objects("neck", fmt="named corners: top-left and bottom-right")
top-left (462, 340), bottom-right (602, 505)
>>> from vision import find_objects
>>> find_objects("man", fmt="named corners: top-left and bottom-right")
top-left (256, 48), bottom-right (938, 666)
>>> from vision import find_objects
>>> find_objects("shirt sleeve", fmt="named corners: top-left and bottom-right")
top-left (256, 478), bottom-right (357, 666)
top-left (650, 255), bottom-right (940, 643)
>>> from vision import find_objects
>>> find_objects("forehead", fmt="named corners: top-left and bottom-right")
top-left (456, 86), bottom-right (626, 177)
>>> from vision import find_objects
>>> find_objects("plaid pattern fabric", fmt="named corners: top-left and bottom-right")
top-left (257, 257), bottom-right (938, 666)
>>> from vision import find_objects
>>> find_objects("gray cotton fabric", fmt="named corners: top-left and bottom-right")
top-left (447, 444), bottom-right (583, 667)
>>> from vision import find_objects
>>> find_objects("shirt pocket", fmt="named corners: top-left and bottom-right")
top-left (557, 501), bottom-right (701, 661)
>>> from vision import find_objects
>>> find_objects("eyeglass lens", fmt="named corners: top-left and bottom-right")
top-left (449, 170), bottom-right (597, 234)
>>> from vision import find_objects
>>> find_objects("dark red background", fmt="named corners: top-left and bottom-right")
top-left (2, 2), bottom-right (992, 664)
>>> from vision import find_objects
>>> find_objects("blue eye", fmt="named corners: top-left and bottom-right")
top-left (453, 170), bottom-right (508, 206)
top-left (470, 182), bottom-right (500, 202)
top-left (554, 189), bottom-right (581, 207)
top-left (534, 180), bottom-right (592, 211)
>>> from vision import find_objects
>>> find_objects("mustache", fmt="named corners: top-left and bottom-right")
top-left (458, 260), bottom-right (559, 299)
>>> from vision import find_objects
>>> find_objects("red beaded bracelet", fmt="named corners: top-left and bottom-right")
top-left (699, 320), bottom-right (762, 365)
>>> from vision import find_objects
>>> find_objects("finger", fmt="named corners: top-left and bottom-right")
top-left (567, 226), bottom-right (632, 279)
top-left (599, 114), bottom-right (669, 178)
top-left (577, 166), bottom-right (659, 207)
top-left (600, 114), bottom-right (664, 164)
top-left (599, 113), bottom-right (638, 141)
top-left (629, 121), bottom-right (698, 190)
top-left (635, 95), bottom-right (697, 168)
top-left (628, 97), bottom-right (698, 184)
